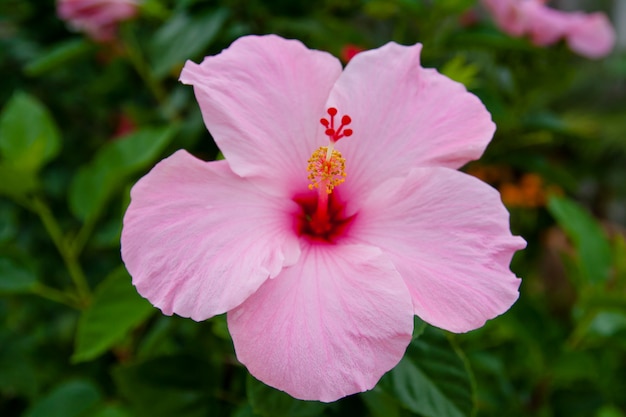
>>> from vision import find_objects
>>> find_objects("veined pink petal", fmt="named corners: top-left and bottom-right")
top-left (351, 167), bottom-right (525, 333)
top-left (328, 42), bottom-right (495, 201)
top-left (180, 35), bottom-right (343, 197)
top-left (566, 12), bottom-right (616, 59)
top-left (227, 244), bottom-right (414, 402)
top-left (121, 150), bottom-right (301, 321)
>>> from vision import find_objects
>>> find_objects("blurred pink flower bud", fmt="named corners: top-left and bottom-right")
top-left (459, 9), bottom-right (480, 28)
top-left (339, 44), bottom-right (365, 63)
top-left (481, 0), bottom-right (615, 59)
top-left (566, 12), bottom-right (616, 59)
top-left (113, 113), bottom-right (136, 139)
top-left (57, 0), bottom-right (140, 42)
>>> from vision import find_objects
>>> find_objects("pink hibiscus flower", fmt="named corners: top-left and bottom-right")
top-left (121, 35), bottom-right (525, 402)
top-left (57, 0), bottom-right (139, 42)
top-left (481, 0), bottom-right (615, 58)
top-left (566, 12), bottom-right (616, 59)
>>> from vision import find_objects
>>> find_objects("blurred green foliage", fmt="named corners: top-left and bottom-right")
top-left (1, 0), bottom-right (626, 416)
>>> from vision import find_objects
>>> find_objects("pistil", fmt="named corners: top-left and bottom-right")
top-left (306, 107), bottom-right (353, 232)
top-left (311, 181), bottom-right (331, 234)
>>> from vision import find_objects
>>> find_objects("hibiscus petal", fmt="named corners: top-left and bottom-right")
top-left (121, 150), bottom-right (301, 321)
top-left (227, 244), bottom-right (414, 402)
top-left (180, 35), bottom-right (343, 196)
top-left (328, 41), bottom-right (495, 198)
top-left (352, 167), bottom-right (525, 333)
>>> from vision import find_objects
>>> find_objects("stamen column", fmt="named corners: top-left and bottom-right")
top-left (306, 107), bottom-right (353, 234)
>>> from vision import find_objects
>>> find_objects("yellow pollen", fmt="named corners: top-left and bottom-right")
top-left (307, 146), bottom-right (346, 194)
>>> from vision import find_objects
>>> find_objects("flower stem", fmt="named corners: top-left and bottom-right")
top-left (31, 197), bottom-right (91, 307)
top-left (120, 26), bottom-right (169, 112)
top-left (71, 214), bottom-right (98, 257)
top-left (30, 282), bottom-right (81, 309)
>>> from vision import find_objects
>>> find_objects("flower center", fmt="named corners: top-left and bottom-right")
top-left (296, 107), bottom-right (355, 243)
top-left (293, 192), bottom-right (354, 243)
top-left (306, 107), bottom-right (353, 194)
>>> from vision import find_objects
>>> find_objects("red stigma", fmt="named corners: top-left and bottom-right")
top-left (320, 107), bottom-right (353, 143)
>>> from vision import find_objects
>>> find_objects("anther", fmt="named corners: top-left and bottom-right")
top-left (307, 146), bottom-right (347, 194)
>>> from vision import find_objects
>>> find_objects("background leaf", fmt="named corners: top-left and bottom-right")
top-left (380, 327), bottom-right (475, 417)
top-left (113, 355), bottom-right (219, 417)
top-left (361, 388), bottom-right (403, 417)
top-left (68, 125), bottom-right (178, 221)
top-left (0, 92), bottom-right (60, 172)
top-left (89, 404), bottom-right (133, 417)
top-left (0, 164), bottom-right (39, 197)
top-left (440, 55), bottom-right (480, 88)
top-left (246, 375), bottom-right (328, 417)
top-left (72, 268), bottom-right (154, 362)
top-left (0, 257), bottom-right (37, 293)
top-left (23, 380), bottom-right (101, 417)
top-left (149, 8), bottom-right (228, 79)
top-left (0, 332), bottom-right (38, 398)
top-left (547, 194), bottom-right (612, 285)
top-left (25, 39), bottom-right (93, 76)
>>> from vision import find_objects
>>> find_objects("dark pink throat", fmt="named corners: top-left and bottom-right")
top-left (293, 192), bottom-right (355, 244)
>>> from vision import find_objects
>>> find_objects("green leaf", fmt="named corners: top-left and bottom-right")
top-left (25, 39), bottom-right (93, 76)
top-left (614, 234), bottom-right (626, 284)
top-left (435, 0), bottom-right (475, 13)
top-left (440, 55), bottom-right (480, 89)
top-left (551, 350), bottom-right (598, 386)
top-left (0, 202), bottom-right (18, 243)
top-left (0, 163), bottom-right (39, 197)
top-left (361, 387), bottom-right (402, 417)
top-left (380, 327), bottom-right (475, 417)
top-left (596, 405), bottom-right (626, 417)
top-left (150, 9), bottom-right (228, 79)
top-left (113, 355), bottom-right (218, 417)
top-left (547, 195), bottom-right (612, 285)
top-left (23, 379), bottom-right (101, 417)
top-left (413, 316), bottom-right (428, 340)
top-left (68, 125), bottom-right (177, 221)
top-left (247, 375), bottom-right (327, 417)
top-left (233, 404), bottom-right (261, 417)
top-left (72, 268), bottom-right (154, 363)
top-left (89, 404), bottom-right (133, 417)
top-left (363, 1), bottom-right (399, 19)
top-left (0, 333), bottom-right (39, 398)
top-left (0, 257), bottom-right (37, 293)
top-left (587, 312), bottom-right (626, 338)
top-left (0, 92), bottom-right (61, 171)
